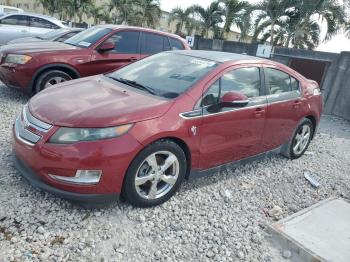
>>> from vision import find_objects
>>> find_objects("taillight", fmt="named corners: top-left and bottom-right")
top-left (313, 87), bottom-right (321, 95)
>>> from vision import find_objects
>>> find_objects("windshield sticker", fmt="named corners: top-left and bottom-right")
top-left (190, 59), bottom-right (216, 67)
top-left (78, 41), bottom-right (91, 47)
top-left (169, 74), bottom-right (196, 82)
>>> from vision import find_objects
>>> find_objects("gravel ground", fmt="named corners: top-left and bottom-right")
top-left (0, 83), bottom-right (349, 262)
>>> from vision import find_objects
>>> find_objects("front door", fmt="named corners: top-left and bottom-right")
top-left (198, 66), bottom-right (267, 169)
top-left (87, 30), bottom-right (141, 76)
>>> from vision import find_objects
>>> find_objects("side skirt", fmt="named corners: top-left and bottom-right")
top-left (188, 146), bottom-right (283, 180)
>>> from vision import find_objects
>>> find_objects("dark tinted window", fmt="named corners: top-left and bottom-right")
top-left (1, 15), bottom-right (27, 26)
top-left (265, 68), bottom-right (293, 94)
top-left (169, 37), bottom-right (185, 50)
top-left (164, 37), bottom-right (171, 51)
top-left (221, 67), bottom-right (261, 98)
top-left (29, 16), bottom-right (58, 29)
top-left (141, 32), bottom-right (167, 54)
top-left (65, 27), bottom-right (112, 48)
top-left (106, 31), bottom-right (140, 54)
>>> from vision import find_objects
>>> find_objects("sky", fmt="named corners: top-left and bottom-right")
top-left (160, 0), bottom-right (350, 53)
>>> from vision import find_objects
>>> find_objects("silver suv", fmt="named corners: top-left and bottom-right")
top-left (0, 13), bottom-right (66, 45)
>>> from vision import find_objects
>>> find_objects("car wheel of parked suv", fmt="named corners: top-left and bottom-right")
top-left (122, 140), bottom-right (187, 207)
top-left (282, 118), bottom-right (314, 159)
top-left (35, 70), bottom-right (72, 93)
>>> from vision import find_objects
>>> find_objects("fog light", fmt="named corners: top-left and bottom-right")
top-left (49, 170), bottom-right (102, 185)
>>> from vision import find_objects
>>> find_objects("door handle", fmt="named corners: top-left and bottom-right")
top-left (130, 57), bottom-right (138, 62)
top-left (293, 100), bottom-right (302, 108)
top-left (254, 107), bottom-right (265, 118)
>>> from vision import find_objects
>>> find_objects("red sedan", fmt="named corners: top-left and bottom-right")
top-left (13, 50), bottom-right (323, 207)
top-left (0, 25), bottom-right (189, 94)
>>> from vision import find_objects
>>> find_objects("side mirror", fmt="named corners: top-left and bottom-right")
top-left (220, 91), bottom-right (249, 107)
top-left (99, 41), bottom-right (115, 52)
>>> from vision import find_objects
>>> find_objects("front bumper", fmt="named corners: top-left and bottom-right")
top-left (14, 154), bottom-right (119, 207)
top-left (0, 64), bottom-right (33, 91)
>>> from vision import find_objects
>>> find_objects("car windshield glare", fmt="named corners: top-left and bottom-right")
top-left (108, 52), bottom-right (219, 98)
top-left (41, 28), bottom-right (68, 40)
top-left (64, 27), bottom-right (112, 48)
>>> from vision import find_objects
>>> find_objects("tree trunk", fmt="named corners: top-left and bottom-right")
top-left (270, 21), bottom-right (275, 45)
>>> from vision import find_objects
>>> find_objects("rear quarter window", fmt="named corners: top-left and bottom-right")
top-left (169, 37), bottom-right (185, 50)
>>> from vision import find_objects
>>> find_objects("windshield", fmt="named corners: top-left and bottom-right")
top-left (108, 52), bottom-right (219, 98)
top-left (64, 27), bottom-right (112, 48)
top-left (40, 28), bottom-right (69, 40)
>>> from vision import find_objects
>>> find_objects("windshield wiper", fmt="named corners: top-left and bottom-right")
top-left (108, 76), bottom-right (157, 96)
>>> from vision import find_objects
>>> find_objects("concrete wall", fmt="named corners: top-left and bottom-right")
top-left (194, 36), bottom-right (350, 121)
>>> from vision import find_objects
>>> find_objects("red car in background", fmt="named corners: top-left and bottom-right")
top-left (0, 25), bottom-right (189, 94)
top-left (13, 51), bottom-right (323, 207)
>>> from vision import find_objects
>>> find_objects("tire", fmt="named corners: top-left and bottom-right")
top-left (281, 118), bottom-right (314, 159)
top-left (122, 140), bottom-right (187, 207)
top-left (35, 70), bottom-right (72, 93)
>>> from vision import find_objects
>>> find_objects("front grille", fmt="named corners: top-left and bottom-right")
top-left (14, 105), bottom-right (52, 146)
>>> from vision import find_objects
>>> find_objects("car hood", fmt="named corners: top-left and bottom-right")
top-left (8, 37), bottom-right (43, 44)
top-left (28, 76), bottom-right (174, 128)
top-left (0, 41), bottom-right (80, 54)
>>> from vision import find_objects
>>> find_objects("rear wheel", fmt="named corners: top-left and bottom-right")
top-left (122, 140), bottom-right (187, 207)
top-left (35, 70), bottom-right (72, 93)
top-left (281, 118), bottom-right (314, 159)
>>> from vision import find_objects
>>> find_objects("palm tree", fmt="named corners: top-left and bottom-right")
top-left (132, 0), bottom-right (161, 28)
top-left (220, 0), bottom-right (251, 40)
top-left (108, 0), bottom-right (133, 24)
top-left (252, 0), bottom-right (294, 44)
top-left (36, 0), bottom-right (60, 16)
top-left (188, 1), bottom-right (224, 38)
top-left (168, 7), bottom-right (191, 34)
top-left (88, 6), bottom-right (106, 25)
top-left (293, 0), bottom-right (346, 42)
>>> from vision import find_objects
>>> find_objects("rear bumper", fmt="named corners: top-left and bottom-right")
top-left (13, 154), bottom-right (120, 207)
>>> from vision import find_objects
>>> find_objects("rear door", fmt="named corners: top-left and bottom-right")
top-left (197, 65), bottom-right (267, 169)
top-left (0, 14), bottom-right (29, 45)
top-left (90, 30), bottom-right (141, 75)
top-left (262, 66), bottom-right (304, 150)
top-left (139, 32), bottom-right (171, 60)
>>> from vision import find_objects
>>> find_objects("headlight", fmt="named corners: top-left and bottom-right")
top-left (49, 124), bottom-right (133, 144)
top-left (5, 54), bottom-right (32, 64)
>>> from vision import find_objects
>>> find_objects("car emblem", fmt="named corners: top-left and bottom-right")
top-left (191, 126), bottom-right (197, 136)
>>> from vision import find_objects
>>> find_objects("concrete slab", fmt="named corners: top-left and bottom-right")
top-left (270, 198), bottom-right (350, 262)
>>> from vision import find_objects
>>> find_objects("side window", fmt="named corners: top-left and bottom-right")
top-left (105, 31), bottom-right (140, 54)
top-left (221, 67), bottom-right (261, 98)
top-left (141, 32), bottom-right (165, 54)
top-left (0, 15), bottom-right (27, 26)
top-left (169, 38), bottom-right (185, 50)
top-left (164, 37), bottom-right (171, 51)
top-left (290, 76), bottom-right (300, 91)
top-left (265, 68), bottom-right (294, 94)
top-left (199, 80), bottom-right (220, 108)
top-left (29, 16), bottom-right (58, 29)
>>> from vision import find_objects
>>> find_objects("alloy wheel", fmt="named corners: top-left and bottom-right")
top-left (44, 76), bottom-right (67, 88)
top-left (293, 124), bottom-right (311, 155)
top-left (135, 151), bottom-right (180, 200)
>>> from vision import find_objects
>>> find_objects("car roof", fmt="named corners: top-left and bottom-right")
top-left (0, 12), bottom-right (65, 27)
top-left (169, 50), bottom-right (266, 63)
top-left (93, 24), bottom-right (185, 40)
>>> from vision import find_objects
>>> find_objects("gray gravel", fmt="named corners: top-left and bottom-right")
top-left (0, 83), bottom-right (349, 262)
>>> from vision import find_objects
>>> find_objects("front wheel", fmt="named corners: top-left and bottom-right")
top-left (281, 118), bottom-right (314, 159)
top-left (122, 140), bottom-right (187, 207)
top-left (35, 70), bottom-right (72, 93)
